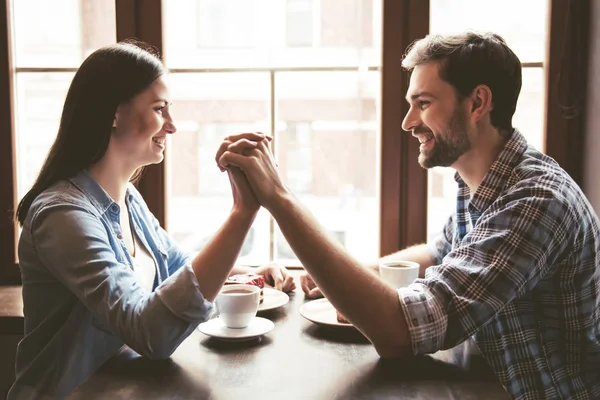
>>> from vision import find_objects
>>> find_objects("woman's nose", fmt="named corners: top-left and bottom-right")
top-left (163, 120), bottom-right (176, 134)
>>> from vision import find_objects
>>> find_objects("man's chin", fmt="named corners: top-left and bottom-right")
top-left (418, 153), bottom-right (434, 169)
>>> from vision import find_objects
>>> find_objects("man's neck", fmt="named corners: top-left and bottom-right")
top-left (453, 128), bottom-right (509, 193)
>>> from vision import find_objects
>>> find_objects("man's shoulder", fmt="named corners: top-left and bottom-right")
top-left (507, 145), bottom-right (576, 194)
top-left (500, 146), bottom-right (596, 225)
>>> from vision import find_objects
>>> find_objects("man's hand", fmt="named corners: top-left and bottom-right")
top-left (299, 272), bottom-right (323, 299)
top-left (215, 132), bottom-right (272, 215)
top-left (255, 263), bottom-right (296, 293)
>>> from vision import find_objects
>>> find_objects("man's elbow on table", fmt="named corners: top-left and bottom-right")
top-left (373, 338), bottom-right (411, 359)
top-left (371, 326), bottom-right (412, 359)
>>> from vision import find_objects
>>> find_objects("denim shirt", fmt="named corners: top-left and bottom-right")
top-left (8, 171), bottom-right (214, 399)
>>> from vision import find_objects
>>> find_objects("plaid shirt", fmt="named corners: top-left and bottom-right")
top-left (398, 130), bottom-right (600, 399)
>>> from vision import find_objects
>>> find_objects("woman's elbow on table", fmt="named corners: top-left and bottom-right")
top-left (132, 340), bottom-right (179, 361)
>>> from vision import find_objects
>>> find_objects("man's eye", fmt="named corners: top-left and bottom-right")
top-left (154, 106), bottom-right (165, 113)
top-left (419, 101), bottom-right (430, 109)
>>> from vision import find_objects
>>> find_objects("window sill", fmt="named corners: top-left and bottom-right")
top-left (0, 285), bottom-right (23, 335)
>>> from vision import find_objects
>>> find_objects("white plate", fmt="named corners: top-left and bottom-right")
top-left (198, 317), bottom-right (274, 341)
top-left (299, 298), bottom-right (354, 328)
top-left (258, 288), bottom-right (290, 312)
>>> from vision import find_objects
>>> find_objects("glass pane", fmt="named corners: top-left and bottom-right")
top-left (274, 71), bottom-right (380, 263)
top-left (14, 72), bottom-right (74, 199)
top-left (163, 0), bottom-right (382, 68)
top-left (514, 68), bottom-right (545, 151)
top-left (11, 0), bottom-right (116, 68)
top-left (426, 67), bottom-right (545, 240)
top-left (166, 73), bottom-right (271, 264)
top-left (430, 0), bottom-right (547, 63)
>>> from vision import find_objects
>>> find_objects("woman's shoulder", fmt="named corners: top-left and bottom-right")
top-left (28, 179), bottom-right (98, 222)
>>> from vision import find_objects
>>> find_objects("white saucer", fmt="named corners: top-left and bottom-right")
top-left (198, 317), bottom-right (274, 341)
top-left (258, 288), bottom-right (290, 312)
top-left (299, 298), bottom-right (354, 328)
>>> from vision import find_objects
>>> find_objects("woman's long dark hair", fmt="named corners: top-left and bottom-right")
top-left (16, 40), bottom-right (166, 225)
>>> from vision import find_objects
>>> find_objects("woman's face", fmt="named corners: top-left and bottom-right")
top-left (111, 74), bottom-right (176, 169)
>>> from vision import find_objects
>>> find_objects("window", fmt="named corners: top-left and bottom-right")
top-left (196, 0), bottom-right (258, 48)
top-left (426, 0), bottom-right (548, 240)
top-left (11, 0), bottom-right (116, 201)
top-left (286, 0), bottom-right (314, 47)
top-left (164, 0), bottom-right (382, 266)
top-left (284, 122), bottom-right (313, 193)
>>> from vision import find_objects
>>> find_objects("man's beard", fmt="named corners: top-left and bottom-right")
top-left (418, 109), bottom-right (471, 169)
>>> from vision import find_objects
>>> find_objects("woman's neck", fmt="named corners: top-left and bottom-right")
top-left (88, 154), bottom-right (135, 206)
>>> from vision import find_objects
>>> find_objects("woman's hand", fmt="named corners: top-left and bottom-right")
top-left (217, 132), bottom-right (271, 216)
top-left (299, 271), bottom-right (323, 299)
top-left (255, 262), bottom-right (296, 293)
top-left (227, 167), bottom-right (260, 216)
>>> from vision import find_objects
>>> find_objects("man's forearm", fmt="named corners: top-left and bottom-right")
top-left (269, 193), bottom-right (411, 358)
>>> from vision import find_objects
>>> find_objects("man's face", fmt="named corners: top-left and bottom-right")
top-left (402, 61), bottom-right (471, 169)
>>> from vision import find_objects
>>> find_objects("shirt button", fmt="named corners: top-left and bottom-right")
top-left (117, 234), bottom-right (123, 239)
top-left (111, 205), bottom-right (118, 212)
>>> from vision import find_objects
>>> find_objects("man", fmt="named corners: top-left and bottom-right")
top-left (217, 32), bottom-right (600, 399)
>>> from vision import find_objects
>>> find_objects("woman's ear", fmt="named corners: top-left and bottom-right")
top-left (112, 110), bottom-right (119, 128)
top-left (470, 84), bottom-right (493, 122)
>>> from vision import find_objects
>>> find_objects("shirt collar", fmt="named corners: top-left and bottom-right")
top-left (68, 170), bottom-right (123, 214)
top-left (454, 129), bottom-right (529, 212)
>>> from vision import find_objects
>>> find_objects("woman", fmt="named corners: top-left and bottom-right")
top-left (8, 41), bottom-right (293, 399)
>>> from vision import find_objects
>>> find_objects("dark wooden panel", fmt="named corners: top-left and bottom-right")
top-left (380, 0), bottom-right (429, 256)
top-left (0, 0), bottom-right (20, 284)
top-left (115, 0), bottom-right (167, 228)
top-left (544, 0), bottom-right (591, 185)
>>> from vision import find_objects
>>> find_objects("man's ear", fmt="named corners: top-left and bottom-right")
top-left (470, 84), bottom-right (493, 122)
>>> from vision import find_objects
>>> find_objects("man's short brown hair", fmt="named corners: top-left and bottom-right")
top-left (402, 32), bottom-right (522, 132)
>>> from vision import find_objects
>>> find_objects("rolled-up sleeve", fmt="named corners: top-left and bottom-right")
top-left (32, 203), bottom-right (213, 359)
top-left (155, 263), bottom-right (213, 321)
top-left (397, 184), bottom-right (576, 355)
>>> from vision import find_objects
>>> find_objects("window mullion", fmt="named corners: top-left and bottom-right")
top-left (269, 70), bottom-right (276, 262)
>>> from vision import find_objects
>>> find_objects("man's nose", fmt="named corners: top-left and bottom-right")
top-left (401, 107), bottom-right (420, 132)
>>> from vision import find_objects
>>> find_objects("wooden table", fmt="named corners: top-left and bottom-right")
top-left (69, 287), bottom-right (510, 400)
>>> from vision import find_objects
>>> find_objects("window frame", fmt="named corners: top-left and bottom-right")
top-left (0, 0), bottom-right (590, 283)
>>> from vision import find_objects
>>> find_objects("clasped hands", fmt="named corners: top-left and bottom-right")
top-left (216, 131), bottom-right (322, 298)
top-left (215, 132), bottom-right (288, 214)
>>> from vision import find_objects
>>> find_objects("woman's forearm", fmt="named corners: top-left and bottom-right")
top-left (190, 209), bottom-right (256, 301)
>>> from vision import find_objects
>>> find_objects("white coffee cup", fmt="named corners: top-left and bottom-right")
top-left (215, 284), bottom-right (261, 329)
top-left (379, 260), bottom-right (420, 289)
